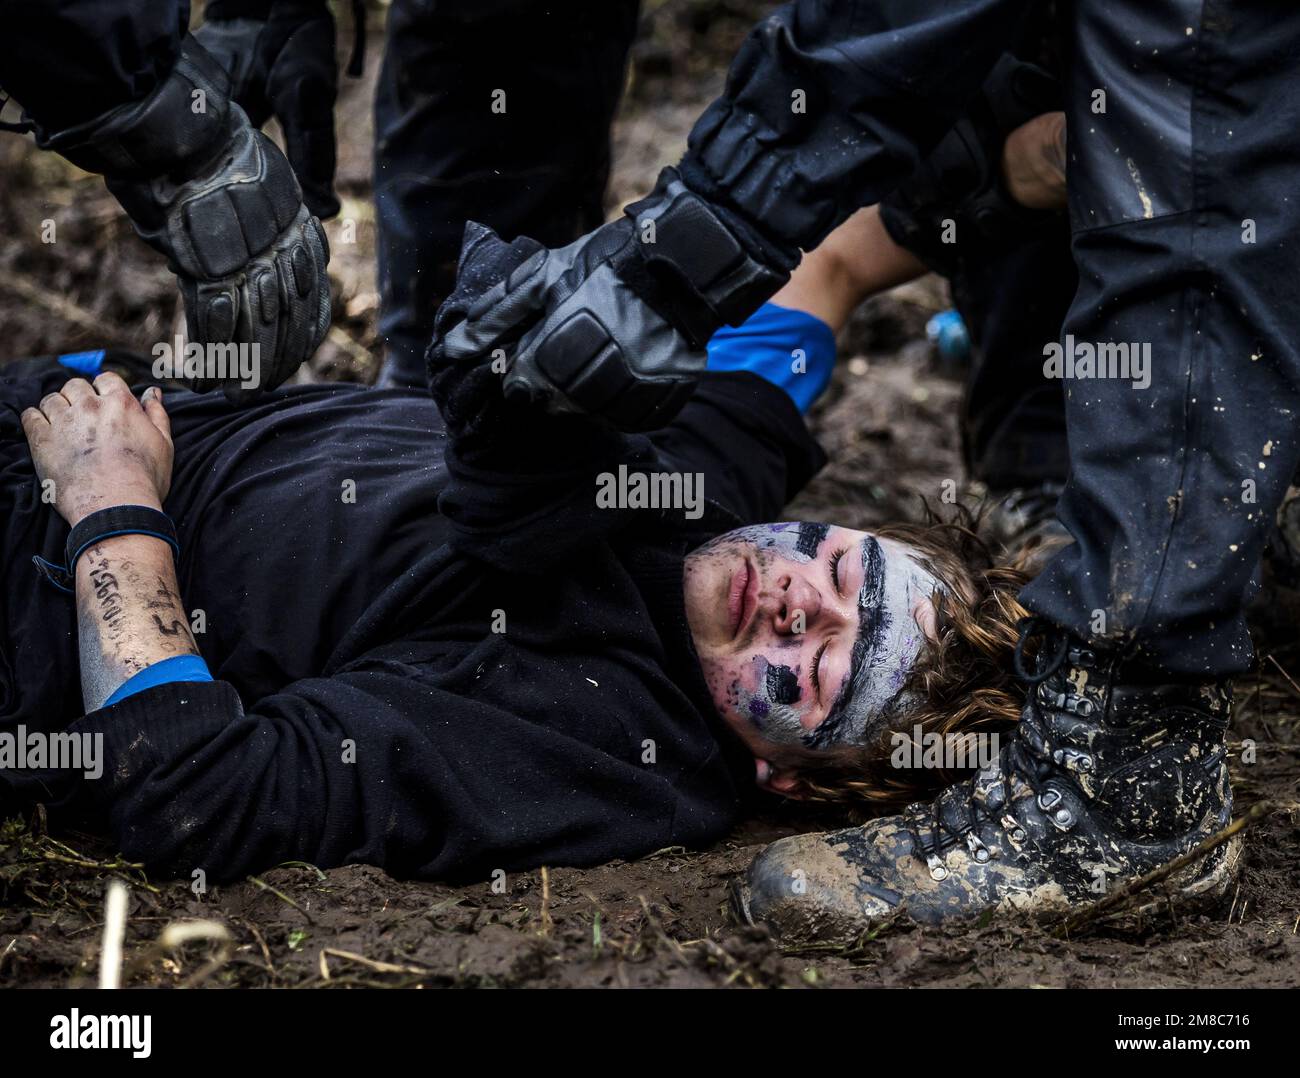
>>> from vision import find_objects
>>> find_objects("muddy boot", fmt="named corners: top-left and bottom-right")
top-left (733, 621), bottom-right (1239, 943)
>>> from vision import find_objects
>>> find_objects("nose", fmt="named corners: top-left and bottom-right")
top-left (767, 574), bottom-right (821, 635)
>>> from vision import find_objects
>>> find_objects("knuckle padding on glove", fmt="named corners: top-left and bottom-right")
top-left (172, 125), bottom-right (304, 280)
top-left (526, 311), bottom-right (668, 430)
top-left (255, 268), bottom-right (280, 324)
top-left (535, 312), bottom-right (635, 411)
top-left (199, 290), bottom-right (237, 342)
top-left (643, 195), bottom-right (744, 289)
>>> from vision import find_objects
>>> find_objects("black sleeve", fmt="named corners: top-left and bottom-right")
top-left (203, 0), bottom-right (275, 17)
top-left (677, 0), bottom-right (1032, 260)
top-left (437, 368), bottom-right (825, 575)
top-left (647, 371), bottom-right (826, 524)
top-left (436, 379), bottom-right (670, 576)
top-left (0, 0), bottom-right (188, 134)
top-left (69, 646), bottom-right (738, 883)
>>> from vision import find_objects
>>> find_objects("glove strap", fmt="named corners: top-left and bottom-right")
top-left (621, 170), bottom-right (788, 349)
top-left (33, 506), bottom-right (179, 594)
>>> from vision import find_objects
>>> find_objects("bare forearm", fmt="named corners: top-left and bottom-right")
top-left (75, 533), bottom-right (198, 711)
top-left (770, 206), bottom-right (926, 333)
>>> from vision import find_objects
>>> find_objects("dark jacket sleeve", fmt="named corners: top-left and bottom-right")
top-left (69, 635), bottom-right (739, 883)
top-left (0, 0), bottom-right (187, 134)
top-left (677, 0), bottom-right (1032, 260)
top-left (437, 370), bottom-right (825, 574)
top-left (435, 375), bottom-right (672, 575)
top-left (647, 371), bottom-right (826, 524)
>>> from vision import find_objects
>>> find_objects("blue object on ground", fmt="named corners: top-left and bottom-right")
top-left (926, 309), bottom-right (971, 363)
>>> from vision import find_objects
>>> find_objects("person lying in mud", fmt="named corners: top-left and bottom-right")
top-left (0, 214), bottom-right (1044, 886)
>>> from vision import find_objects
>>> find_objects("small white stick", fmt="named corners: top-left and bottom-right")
top-left (99, 879), bottom-right (129, 990)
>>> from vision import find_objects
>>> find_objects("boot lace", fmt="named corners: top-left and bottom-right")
top-left (912, 616), bottom-right (1071, 879)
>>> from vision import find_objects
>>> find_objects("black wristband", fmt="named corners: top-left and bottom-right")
top-left (33, 505), bottom-right (179, 594)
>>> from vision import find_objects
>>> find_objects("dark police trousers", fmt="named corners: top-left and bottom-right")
top-left (1020, 0), bottom-right (1300, 678)
top-left (372, 0), bottom-right (639, 387)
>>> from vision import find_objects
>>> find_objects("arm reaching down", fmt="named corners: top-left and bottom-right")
top-left (758, 108), bottom-right (1067, 339)
top-left (701, 107), bottom-right (1066, 412)
top-left (765, 205), bottom-right (925, 334)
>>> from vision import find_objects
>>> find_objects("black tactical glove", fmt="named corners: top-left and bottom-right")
top-left (484, 168), bottom-right (789, 432)
top-left (196, 0), bottom-right (341, 219)
top-left (39, 35), bottom-right (331, 398)
top-left (879, 53), bottom-right (1063, 279)
top-left (429, 222), bottom-right (548, 443)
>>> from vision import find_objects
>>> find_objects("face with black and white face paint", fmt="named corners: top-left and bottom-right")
top-left (683, 522), bottom-right (941, 773)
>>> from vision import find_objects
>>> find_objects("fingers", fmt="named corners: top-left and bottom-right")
top-left (140, 386), bottom-right (172, 441)
top-left (38, 389), bottom-right (71, 421)
top-left (92, 370), bottom-right (133, 398)
top-left (180, 206), bottom-right (330, 398)
top-left (439, 251), bottom-right (548, 363)
top-left (59, 377), bottom-right (95, 404)
top-left (41, 374), bottom-right (130, 413)
top-left (33, 374), bottom-right (143, 429)
top-left (20, 406), bottom-right (48, 444)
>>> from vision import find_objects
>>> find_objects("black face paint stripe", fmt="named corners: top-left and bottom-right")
top-left (856, 535), bottom-right (888, 654)
top-left (795, 522), bottom-right (829, 560)
top-left (804, 537), bottom-right (892, 750)
top-left (766, 662), bottom-right (801, 706)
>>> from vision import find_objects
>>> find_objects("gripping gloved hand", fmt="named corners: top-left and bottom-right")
top-left (38, 35), bottom-right (332, 398)
top-left (474, 167), bottom-right (790, 432)
top-left (428, 222), bottom-right (548, 443)
top-left (196, 0), bottom-right (341, 219)
top-left (879, 53), bottom-right (1064, 278)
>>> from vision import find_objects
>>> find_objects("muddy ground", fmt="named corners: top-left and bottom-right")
top-left (2, 2), bottom-right (1299, 990)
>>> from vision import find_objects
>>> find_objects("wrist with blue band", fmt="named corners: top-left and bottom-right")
top-left (33, 504), bottom-right (180, 593)
top-left (103, 653), bottom-right (213, 708)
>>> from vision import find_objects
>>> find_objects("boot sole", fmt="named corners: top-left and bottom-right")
top-left (1107, 833), bottom-right (1244, 927)
top-left (729, 834), bottom-right (1245, 939)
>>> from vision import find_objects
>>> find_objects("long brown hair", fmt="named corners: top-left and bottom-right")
top-left (780, 512), bottom-right (1044, 813)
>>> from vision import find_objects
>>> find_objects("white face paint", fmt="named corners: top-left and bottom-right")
top-left (682, 522), bottom-right (943, 755)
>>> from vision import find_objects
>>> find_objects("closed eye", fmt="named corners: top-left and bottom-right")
top-left (829, 546), bottom-right (848, 595)
top-left (809, 638), bottom-right (831, 699)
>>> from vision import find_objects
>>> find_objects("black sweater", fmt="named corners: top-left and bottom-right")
top-left (0, 360), bottom-right (823, 881)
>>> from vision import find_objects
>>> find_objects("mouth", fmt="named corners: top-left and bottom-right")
top-left (727, 557), bottom-right (758, 640)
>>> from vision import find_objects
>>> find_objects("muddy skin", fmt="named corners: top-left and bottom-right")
top-left (684, 522), bottom-right (943, 754)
